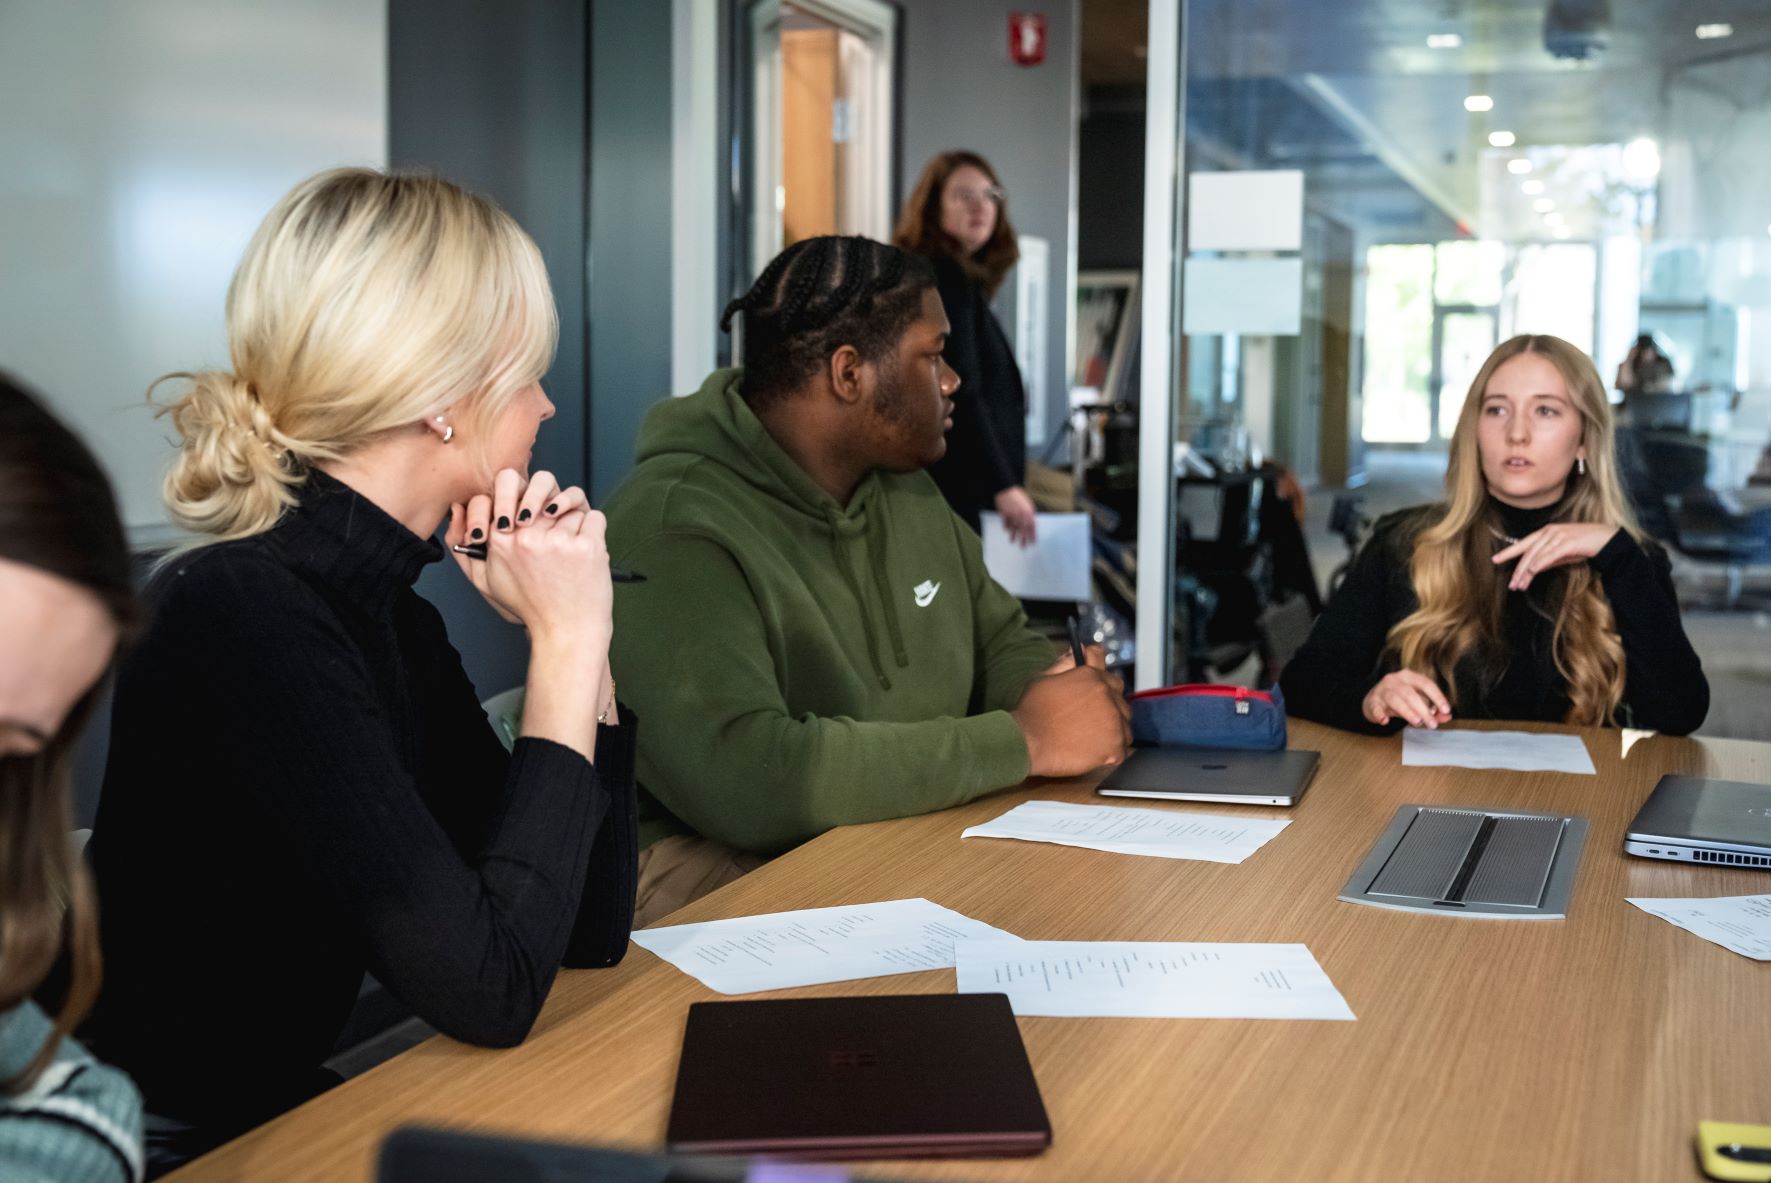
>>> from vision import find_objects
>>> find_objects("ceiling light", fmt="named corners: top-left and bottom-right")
top-left (1465, 94), bottom-right (1495, 112)
top-left (1489, 130), bottom-right (1516, 147)
top-left (1623, 136), bottom-right (1661, 181)
top-left (1428, 33), bottom-right (1463, 49)
top-left (1534, 198), bottom-right (1555, 213)
top-left (1507, 158), bottom-right (1533, 175)
top-left (1695, 23), bottom-right (1733, 39)
top-left (1553, 228), bottom-right (1572, 239)
top-left (1521, 179), bottom-right (1546, 195)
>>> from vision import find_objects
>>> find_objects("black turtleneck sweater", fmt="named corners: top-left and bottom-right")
top-left (1282, 496), bottom-right (1708, 735)
top-left (83, 472), bottom-right (636, 1139)
top-left (924, 253), bottom-right (1027, 530)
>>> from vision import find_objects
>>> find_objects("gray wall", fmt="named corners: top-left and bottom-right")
top-left (389, 0), bottom-right (592, 695)
top-left (588, 0), bottom-right (677, 503)
top-left (896, 0), bottom-right (1081, 446)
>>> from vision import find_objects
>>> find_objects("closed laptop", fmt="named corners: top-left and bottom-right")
top-left (665, 993), bottom-right (1051, 1160)
top-left (1096, 746), bottom-right (1321, 807)
top-left (1624, 776), bottom-right (1771, 869)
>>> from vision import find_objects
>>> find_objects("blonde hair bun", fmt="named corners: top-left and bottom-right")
top-left (152, 168), bottom-right (557, 549)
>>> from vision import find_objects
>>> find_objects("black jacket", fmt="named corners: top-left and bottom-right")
top-left (1282, 497), bottom-right (1708, 735)
top-left (85, 472), bottom-right (636, 1138)
top-left (924, 253), bottom-right (1027, 528)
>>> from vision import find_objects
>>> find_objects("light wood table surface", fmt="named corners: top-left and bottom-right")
top-left (170, 720), bottom-right (1771, 1183)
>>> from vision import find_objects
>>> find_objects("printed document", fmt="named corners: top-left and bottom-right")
top-left (961, 799), bottom-right (1289, 864)
top-left (956, 939), bottom-right (1356, 1020)
top-left (1402, 727), bottom-right (1596, 775)
top-left (1626, 894), bottom-right (1771, 961)
top-left (631, 898), bottom-right (1020, 994)
top-left (981, 511), bottom-right (1092, 601)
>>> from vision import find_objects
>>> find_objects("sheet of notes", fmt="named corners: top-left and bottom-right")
top-left (1402, 727), bottom-right (1596, 774)
top-left (1627, 894), bottom-right (1771, 961)
top-left (631, 898), bottom-right (1020, 994)
top-left (956, 939), bottom-right (1356, 1020)
top-left (961, 799), bottom-right (1290, 864)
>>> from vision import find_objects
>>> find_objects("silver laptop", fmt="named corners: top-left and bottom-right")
top-left (1624, 776), bottom-right (1771, 870)
top-left (1095, 747), bottom-right (1320, 807)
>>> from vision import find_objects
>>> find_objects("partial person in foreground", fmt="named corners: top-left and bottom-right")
top-left (894, 151), bottom-right (1037, 543)
top-left (604, 236), bottom-right (1131, 925)
top-left (1282, 333), bottom-right (1707, 736)
top-left (83, 169), bottom-right (636, 1171)
top-left (0, 376), bottom-right (144, 1182)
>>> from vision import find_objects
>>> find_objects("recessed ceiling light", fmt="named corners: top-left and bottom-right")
top-left (1521, 179), bottom-right (1546, 195)
top-left (1695, 23), bottom-right (1733, 39)
top-left (1428, 33), bottom-right (1463, 49)
top-left (1489, 130), bottom-right (1516, 147)
top-left (1465, 95), bottom-right (1495, 112)
top-left (1534, 197), bottom-right (1555, 213)
top-left (1507, 158), bottom-right (1533, 174)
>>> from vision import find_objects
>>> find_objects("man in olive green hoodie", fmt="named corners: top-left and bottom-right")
top-left (606, 236), bottom-right (1131, 923)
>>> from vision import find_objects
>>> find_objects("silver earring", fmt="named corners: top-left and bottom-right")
top-left (1577, 456), bottom-right (1586, 475)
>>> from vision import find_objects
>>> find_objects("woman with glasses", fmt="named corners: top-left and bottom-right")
top-left (894, 151), bottom-right (1037, 544)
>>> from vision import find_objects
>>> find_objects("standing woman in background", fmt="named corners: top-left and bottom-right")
top-left (895, 150), bottom-right (1037, 544)
top-left (0, 376), bottom-right (144, 1182)
top-left (83, 169), bottom-right (636, 1172)
top-left (1282, 334), bottom-right (1707, 736)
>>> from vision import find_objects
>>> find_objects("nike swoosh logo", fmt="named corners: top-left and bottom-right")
top-left (913, 581), bottom-right (941, 607)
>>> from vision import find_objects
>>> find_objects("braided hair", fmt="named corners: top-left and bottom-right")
top-left (721, 236), bottom-right (935, 409)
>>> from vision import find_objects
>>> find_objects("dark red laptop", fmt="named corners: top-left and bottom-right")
top-left (664, 993), bottom-right (1052, 1161)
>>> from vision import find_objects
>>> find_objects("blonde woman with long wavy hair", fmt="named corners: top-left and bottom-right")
top-left (81, 169), bottom-right (636, 1172)
top-left (1283, 334), bottom-right (1707, 735)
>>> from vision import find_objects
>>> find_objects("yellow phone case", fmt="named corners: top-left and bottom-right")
top-left (1699, 1121), bottom-right (1771, 1182)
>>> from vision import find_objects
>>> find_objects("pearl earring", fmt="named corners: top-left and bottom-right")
top-left (435, 415), bottom-right (453, 444)
top-left (1577, 456), bottom-right (1586, 475)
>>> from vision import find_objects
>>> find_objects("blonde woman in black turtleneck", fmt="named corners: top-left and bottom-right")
top-left (84, 169), bottom-right (635, 1173)
top-left (1283, 334), bottom-right (1707, 736)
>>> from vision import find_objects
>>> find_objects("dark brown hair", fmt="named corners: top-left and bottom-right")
top-left (0, 374), bottom-right (137, 1091)
top-left (893, 150), bottom-right (1020, 298)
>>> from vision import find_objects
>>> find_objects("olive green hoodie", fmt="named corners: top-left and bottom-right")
top-left (605, 368), bottom-right (1054, 856)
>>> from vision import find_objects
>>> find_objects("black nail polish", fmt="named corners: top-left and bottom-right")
top-left (546, 503), bottom-right (558, 515)
top-left (497, 515), bottom-right (511, 530)
top-left (518, 508), bottom-right (532, 522)
top-left (470, 527), bottom-right (484, 540)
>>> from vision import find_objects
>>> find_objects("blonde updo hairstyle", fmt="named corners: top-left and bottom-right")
top-left (1386, 334), bottom-right (1641, 725)
top-left (154, 168), bottom-right (557, 547)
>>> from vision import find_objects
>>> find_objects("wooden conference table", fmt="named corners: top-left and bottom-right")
top-left (170, 719), bottom-right (1770, 1183)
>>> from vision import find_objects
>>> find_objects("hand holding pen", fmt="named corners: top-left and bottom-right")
top-left (445, 468), bottom-right (637, 635)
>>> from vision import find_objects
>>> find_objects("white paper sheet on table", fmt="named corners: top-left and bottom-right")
top-left (956, 939), bottom-right (1355, 1020)
top-left (1626, 894), bottom-right (1771, 961)
top-left (961, 799), bottom-right (1289, 864)
top-left (1401, 727), bottom-right (1595, 774)
top-left (981, 511), bottom-right (1092, 601)
top-left (630, 898), bottom-right (1021, 994)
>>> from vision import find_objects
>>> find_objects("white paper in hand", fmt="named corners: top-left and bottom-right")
top-left (631, 898), bottom-right (1021, 994)
top-left (981, 511), bottom-right (1091, 601)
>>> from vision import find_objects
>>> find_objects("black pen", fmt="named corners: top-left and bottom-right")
top-left (450, 542), bottom-right (645, 583)
top-left (1067, 614), bottom-right (1088, 666)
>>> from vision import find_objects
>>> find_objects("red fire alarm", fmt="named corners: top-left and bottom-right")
top-left (1009, 12), bottom-right (1047, 67)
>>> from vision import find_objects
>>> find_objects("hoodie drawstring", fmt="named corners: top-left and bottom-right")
top-left (869, 495), bottom-right (909, 672)
top-left (827, 507), bottom-right (893, 690)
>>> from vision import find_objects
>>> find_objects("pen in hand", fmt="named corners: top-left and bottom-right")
top-left (450, 542), bottom-right (645, 583)
top-left (1067, 614), bottom-right (1088, 666)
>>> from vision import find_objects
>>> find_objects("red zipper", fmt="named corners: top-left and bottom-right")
top-left (1128, 684), bottom-right (1273, 704)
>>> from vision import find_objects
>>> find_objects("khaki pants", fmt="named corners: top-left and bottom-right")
top-left (634, 834), bottom-right (767, 928)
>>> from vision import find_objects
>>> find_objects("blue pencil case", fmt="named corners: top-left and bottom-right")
top-left (1128, 683), bottom-right (1288, 751)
